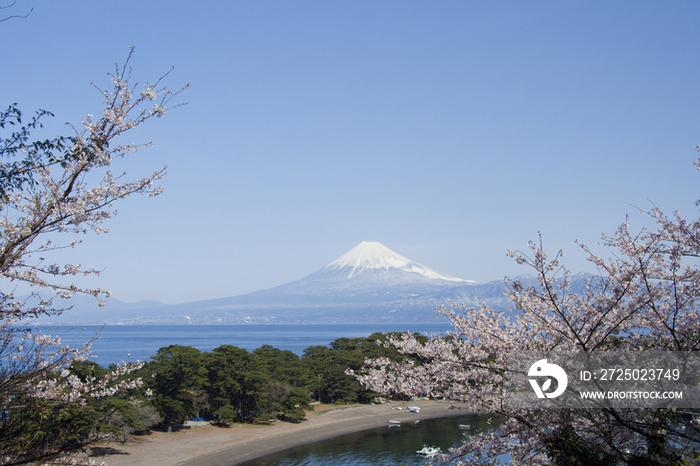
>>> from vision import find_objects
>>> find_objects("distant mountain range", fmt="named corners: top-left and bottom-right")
top-left (29, 241), bottom-right (591, 325)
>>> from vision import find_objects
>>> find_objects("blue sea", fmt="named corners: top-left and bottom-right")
top-left (36, 323), bottom-right (453, 367)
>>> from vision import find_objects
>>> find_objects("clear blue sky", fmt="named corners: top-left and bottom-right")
top-left (2, 1), bottom-right (699, 304)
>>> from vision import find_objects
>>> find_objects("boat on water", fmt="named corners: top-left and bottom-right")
top-left (459, 424), bottom-right (471, 429)
top-left (416, 446), bottom-right (441, 456)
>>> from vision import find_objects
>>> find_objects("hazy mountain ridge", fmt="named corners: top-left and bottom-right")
top-left (27, 242), bottom-right (595, 325)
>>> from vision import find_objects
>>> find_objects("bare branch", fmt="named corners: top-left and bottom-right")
top-left (0, 1), bottom-right (32, 22)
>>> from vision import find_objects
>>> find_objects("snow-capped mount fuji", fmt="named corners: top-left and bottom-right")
top-left (320, 241), bottom-right (471, 283)
top-left (231, 241), bottom-right (475, 305)
top-left (32, 242), bottom-right (599, 325)
top-left (42, 242), bottom-right (494, 324)
top-left (183, 241), bottom-right (480, 323)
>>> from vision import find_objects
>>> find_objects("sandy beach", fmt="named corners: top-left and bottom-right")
top-left (96, 400), bottom-right (470, 466)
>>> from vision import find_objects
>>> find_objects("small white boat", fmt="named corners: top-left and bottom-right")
top-left (388, 420), bottom-right (401, 425)
top-left (407, 406), bottom-right (420, 413)
top-left (416, 446), bottom-right (441, 456)
top-left (459, 424), bottom-right (471, 429)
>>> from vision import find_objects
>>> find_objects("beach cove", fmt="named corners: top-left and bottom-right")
top-left (98, 400), bottom-right (473, 466)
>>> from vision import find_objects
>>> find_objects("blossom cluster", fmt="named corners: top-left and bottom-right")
top-left (0, 46), bottom-right (187, 307)
top-left (29, 361), bottom-right (145, 404)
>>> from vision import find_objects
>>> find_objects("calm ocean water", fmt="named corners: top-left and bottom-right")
top-left (38, 323), bottom-right (452, 367)
top-left (238, 413), bottom-right (505, 466)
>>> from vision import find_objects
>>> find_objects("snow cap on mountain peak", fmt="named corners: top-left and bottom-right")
top-left (327, 241), bottom-right (411, 271)
top-left (322, 241), bottom-right (472, 283)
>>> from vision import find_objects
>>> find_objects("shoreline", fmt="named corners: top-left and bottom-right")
top-left (97, 401), bottom-right (472, 466)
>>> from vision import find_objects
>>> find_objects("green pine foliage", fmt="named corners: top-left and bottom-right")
top-left (133, 332), bottom-right (419, 427)
top-left (5, 330), bottom-right (427, 450)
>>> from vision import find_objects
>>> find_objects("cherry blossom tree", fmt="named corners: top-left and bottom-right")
top-left (350, 158), bottom-right (700, 465)
top-left (0, 48), bottom-right (187, 465)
